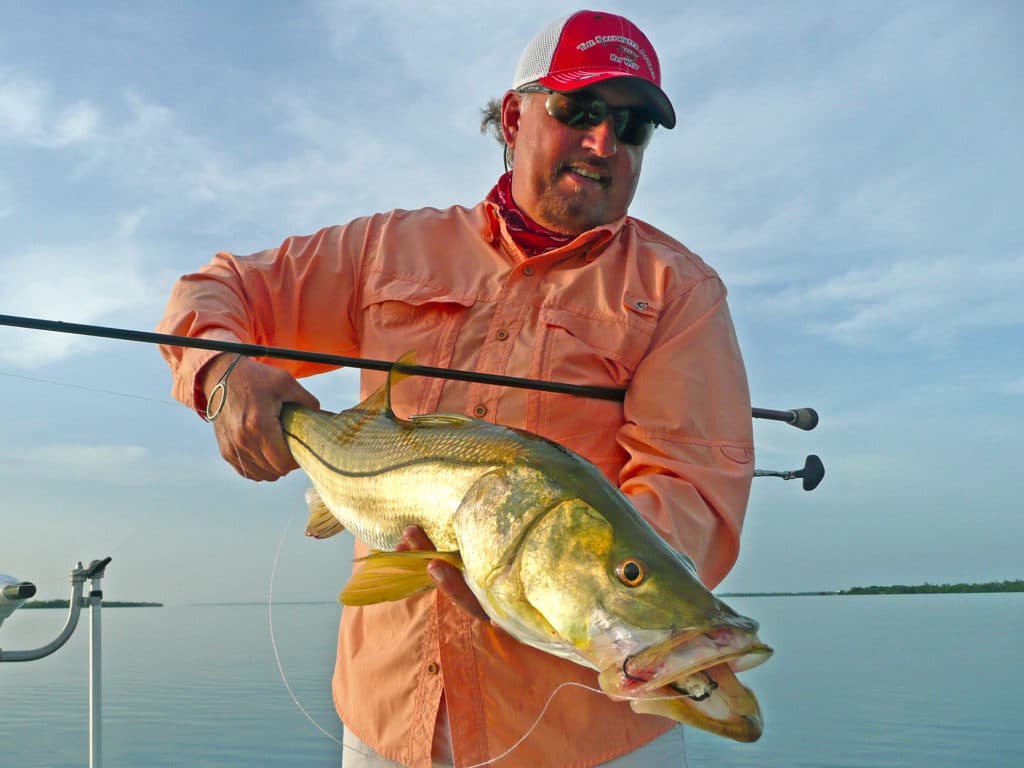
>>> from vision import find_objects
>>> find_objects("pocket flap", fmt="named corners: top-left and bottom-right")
top-left (361, 271), bottom-right (477, 310)
top-left (541, 305), bottom-right (654, 371)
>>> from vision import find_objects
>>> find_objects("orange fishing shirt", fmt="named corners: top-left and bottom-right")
top-left (158, 199), bottom-right (754, 768)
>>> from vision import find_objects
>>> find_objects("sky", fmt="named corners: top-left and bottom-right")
top-left (0, 0), bottom-right (1020, 606)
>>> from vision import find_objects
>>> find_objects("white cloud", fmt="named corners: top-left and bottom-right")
top-left (759, 253), bottom-right (1024, 346)
top-left (115, 208), bottom-right (149, 239)
top-left (657, 5), bottom-right (1009, 257)
top-left (0, 181), bottom-right (11, 219)
top-left (0, 241), bottom-right (151, 367)
top-left (0, 443), bottom-right (148, 481)
top-left (3, 2), bottom-right (1019, 368)
top-left (621, 3), bottom-right (1024, 352)
top-left (0, 70), bottom-right (100, 148)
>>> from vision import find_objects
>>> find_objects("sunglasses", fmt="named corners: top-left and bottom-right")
top-left (517, 84), bottom-right (656, 147)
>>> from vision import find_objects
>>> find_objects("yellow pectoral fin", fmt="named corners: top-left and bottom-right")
top-left (340, 550), bottom-right (464, 606)
top-left (304, 488), bottom-right (345, 539)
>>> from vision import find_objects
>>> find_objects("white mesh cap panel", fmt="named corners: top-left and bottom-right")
top-left (512, 14), bottom-right (571, 88)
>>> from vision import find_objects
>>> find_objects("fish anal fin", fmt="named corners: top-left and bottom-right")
top-left (340, 549), bottom-right (463, 606)
top-left (304, 487), bottom-right (345, 540)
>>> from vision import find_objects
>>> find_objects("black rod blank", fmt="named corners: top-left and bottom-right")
top-left (0, 313), bottom-right (817, 428)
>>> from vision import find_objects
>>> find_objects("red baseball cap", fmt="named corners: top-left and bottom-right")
top-left (513, 10), bottom-right (676, 129)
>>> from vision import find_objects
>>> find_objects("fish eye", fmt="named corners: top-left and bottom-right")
top-left (616, 558), bottom-right (646, 587)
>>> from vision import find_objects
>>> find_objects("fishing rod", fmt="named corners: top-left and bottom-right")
top-left (754, 455), bottom-right (825, 491)
top-left (0, 313), bottom-right (819, 430)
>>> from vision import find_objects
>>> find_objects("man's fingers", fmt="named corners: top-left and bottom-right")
top-left (402, 527), bottom-right (488, 622)
top-left (215, 428), bottom-right (280, 481)
top-left (428, 560), bottom-right (490, 622)
top-left (214, 402), bottom-right (292, 481)
top-left (288, 386), bottom-right (321, 412)
top-left (263, 422), bottom-right (299, 476)
top-left (398, 526), bottom-right (436, 552)
top-left (199, 356), bottom-right (321, 482)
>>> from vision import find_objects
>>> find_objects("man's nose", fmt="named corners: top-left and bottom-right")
top-left (581, 117), bottom-right (618, 157)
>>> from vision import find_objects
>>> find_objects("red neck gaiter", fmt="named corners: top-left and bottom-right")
top-left (486, 171), bottom-right (574, 256)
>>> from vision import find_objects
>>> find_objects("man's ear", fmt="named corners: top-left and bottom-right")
top-left (501, 90), bottom-right (522, 150)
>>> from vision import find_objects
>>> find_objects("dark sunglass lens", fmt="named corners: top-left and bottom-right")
top-left (553, 94), bottom-right (595, 128)
top-left (612, 110), bottom-right (632, 139)
top-left (544, 92), bottom-right (654, 145)
top-left (620, 116), bottom-right (655, 146)
top-left (544, 94), bottom-right (575, 126)
top-left (583, 99), bottom-right (609, 128)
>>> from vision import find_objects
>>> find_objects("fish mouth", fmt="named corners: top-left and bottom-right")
top-left (598, 627), bottom-right (773, 742)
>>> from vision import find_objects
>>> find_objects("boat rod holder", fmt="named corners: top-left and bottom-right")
top-left (0, 557), bottom-right (111, 662)
top-left (0, 557), bottom-right (111, 768)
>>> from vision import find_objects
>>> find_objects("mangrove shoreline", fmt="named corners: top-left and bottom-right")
top-left (721, 579), bottom-right (1023, 597)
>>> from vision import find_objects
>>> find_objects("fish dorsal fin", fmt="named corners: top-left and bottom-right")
top-left (409, 413), bottom-right (475, 428)
top-left (347, 351), bottom-right (418, 417)
top-left (385, 351), bottom-right (417, 417)
top-left (340, 550), bottom-right (463, 606)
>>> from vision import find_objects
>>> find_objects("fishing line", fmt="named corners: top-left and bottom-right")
top-left (465, 683), bottom-right (696, 768)
top-left (0, 368), bottom-right (191, 562)
top-left (0, 369), bottom-right (186, 409)
top-left (461, 681), bottom-right (608, 768)
top-left (267, 503), bottom-right (348, 750)
top-left (265, 510), bottom-right (687, 767)
top-left (4, 353), bottom-right (702, 764)
top-left (2, 361), bottom-right (351, 749)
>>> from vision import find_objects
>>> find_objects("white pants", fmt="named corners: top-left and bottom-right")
top-left (341, 726), bottom-right (687, 768)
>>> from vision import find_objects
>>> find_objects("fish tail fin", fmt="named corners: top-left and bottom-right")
top-left (340, 550), bottom-right (463, 606)
top-left (304, 487), bottom-right (345, 539)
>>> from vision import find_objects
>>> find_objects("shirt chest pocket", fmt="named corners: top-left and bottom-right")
top-left (537, 305), bottom-right (656, 388)
top-left (530, 305), bottom-right (657, 464)
top-left (359, 275), bottom-right (477, 371)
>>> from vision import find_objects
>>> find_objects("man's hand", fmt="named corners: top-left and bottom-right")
top-left (200, 353), bottom-right (320, 481)
top-left (397, 526), bottom-right (490, 622)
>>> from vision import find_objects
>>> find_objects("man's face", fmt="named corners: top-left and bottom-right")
top-left (503, 79), bottom-right (650, 235)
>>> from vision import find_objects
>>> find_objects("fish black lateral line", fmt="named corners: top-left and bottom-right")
top-left (280, 352), bottom-right (772, 744)
top-left (0, 322), bottom-right (796, 755)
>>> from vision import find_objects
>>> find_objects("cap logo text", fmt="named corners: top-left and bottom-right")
top-left (576, 35), bottom-right (656, 79)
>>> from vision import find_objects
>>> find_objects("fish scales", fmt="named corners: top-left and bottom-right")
top-left (279, 356), bottom-right (773, 743)
top-left (281, 403), bottom-right (528, 551)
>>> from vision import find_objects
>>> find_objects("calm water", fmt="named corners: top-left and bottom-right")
top-left (1, 595), bottom-right (1022, 767)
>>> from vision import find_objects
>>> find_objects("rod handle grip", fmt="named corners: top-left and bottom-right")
top-left (2, 583), bottom-right (36, 600)
top-left (789, 408), bottom-right (819, 431)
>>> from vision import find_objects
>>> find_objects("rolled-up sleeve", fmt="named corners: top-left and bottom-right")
top-left (157, 223), bottom-right (367, 412)
top-left (617, 275), bottom-right (754, 589)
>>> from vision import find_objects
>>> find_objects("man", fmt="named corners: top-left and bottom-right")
top-left (158, 10), bottom-right (754, 768)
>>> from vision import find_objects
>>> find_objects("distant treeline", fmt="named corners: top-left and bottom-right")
top-left (23, 600), bottom-right (163, 609)
top-left (719, 591), bottom-right (834, 597)
top-left (838, 579), bottom-right (1023, 595)
top-left (721, 579), bottom-right (1024, 597)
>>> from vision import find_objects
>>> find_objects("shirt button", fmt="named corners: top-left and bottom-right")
top-left (473, 405), bottom-right (488, 418)
top-left (427, 662), bottom-right (440, 674)
top-left (523, 265), bottom-right (535, 276)
top-left (495, 328), bottom-right (509, 341)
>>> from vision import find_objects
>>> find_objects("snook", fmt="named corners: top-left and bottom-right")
top-left (280, 358), bottom-right (772, 742)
